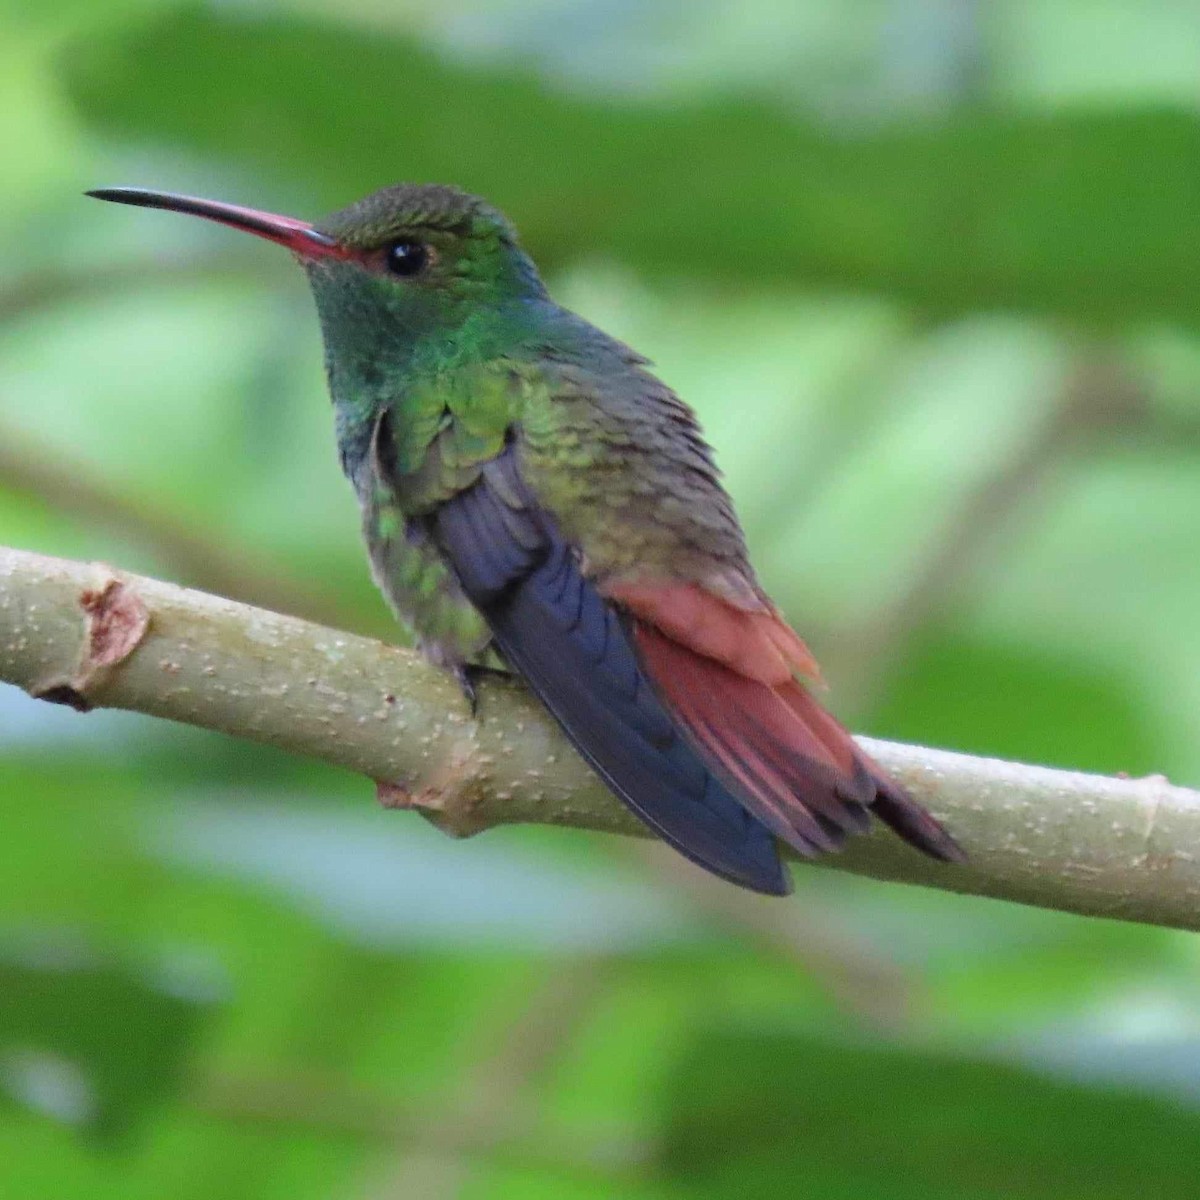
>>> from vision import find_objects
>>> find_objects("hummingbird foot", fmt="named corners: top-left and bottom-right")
top-left (451, 664), bottom-right (479, 715)
top-left (452, 662), bottom-right (510, 717)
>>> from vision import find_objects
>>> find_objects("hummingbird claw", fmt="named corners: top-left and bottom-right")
top-left (452, 662), bottom-right (512, 717)
top-left (453, 664), bottom-right (480, 716)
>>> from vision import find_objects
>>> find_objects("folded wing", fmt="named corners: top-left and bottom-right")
top-left (430, 450), bottom-right (791, 895)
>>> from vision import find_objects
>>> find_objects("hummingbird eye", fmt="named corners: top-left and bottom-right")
top-left (385, 240), bottom-right (430, 277)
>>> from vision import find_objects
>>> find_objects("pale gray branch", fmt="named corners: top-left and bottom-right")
top-left (1, 545), bottom-right (1197, 930)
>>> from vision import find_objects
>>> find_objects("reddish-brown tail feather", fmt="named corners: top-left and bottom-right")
top-left (632, 621), bottom-right (965, 864)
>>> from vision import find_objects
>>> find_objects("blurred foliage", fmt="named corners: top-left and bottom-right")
top-left (663, 1028), bottom-right (1200, 1198)
top-left (3, 2), bottom-right (1200, 1197)
top-left (0, 937), bottom-right (210, 1144)
top-left (61, 8), bottom-right (1200, 324)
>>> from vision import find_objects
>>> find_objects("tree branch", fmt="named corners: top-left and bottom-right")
top-left (191, 1066), bottom-right (645, 1178)
top-left (2, 545), bottom-right (1197, 930)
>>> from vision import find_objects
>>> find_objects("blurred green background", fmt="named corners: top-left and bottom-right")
top-left (4, 2), bottom-right (1200, 1196)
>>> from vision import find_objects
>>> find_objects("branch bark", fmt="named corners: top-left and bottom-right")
top-left (2, 545), bottom-right (1197, 931)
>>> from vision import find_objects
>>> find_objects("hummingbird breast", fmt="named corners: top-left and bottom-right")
top-left (362, 488), bottom-right (493, 668)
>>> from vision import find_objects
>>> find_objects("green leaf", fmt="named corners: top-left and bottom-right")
top-left (660, 1027), bottom-right (1200, 1198)
top-left (0, 937), bottom-right (213, 1142)
top-left (869, 630), bottom-right (1167, 777)
top-left (59, 9), bottom-right (1200, 325)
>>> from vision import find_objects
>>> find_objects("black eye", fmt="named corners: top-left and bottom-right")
top-left (386, 241), bottom-right (429, 277)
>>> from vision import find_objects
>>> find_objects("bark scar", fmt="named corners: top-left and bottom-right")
top-left (80, 577), bottom-right (150, 669)
top-left (1137, 772), bottom-right (1170, 867)
top-left (374, 739), bottom-right (490, 837)
top-left (31, 571), bottom-right (150, 712)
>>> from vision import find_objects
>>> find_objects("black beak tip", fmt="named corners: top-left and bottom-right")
top-left (86, 187), bottom-right (154, 207)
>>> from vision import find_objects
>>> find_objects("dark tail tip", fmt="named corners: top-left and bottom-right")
top-left (744, 850), bottom-right (795, 896)
top-left (871, 780), bottom-right (967, 864)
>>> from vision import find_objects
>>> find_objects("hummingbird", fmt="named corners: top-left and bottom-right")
top-left (88, 182), bottom-right (964, 895)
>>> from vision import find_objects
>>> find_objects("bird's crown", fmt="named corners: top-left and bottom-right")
top-left (315, 183), bottom-right (517, 250)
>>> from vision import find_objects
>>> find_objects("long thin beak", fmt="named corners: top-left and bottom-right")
top-left (86, 187), bottom-right (344, 258)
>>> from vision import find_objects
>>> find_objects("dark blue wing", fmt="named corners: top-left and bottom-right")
top-left (431, 451), bottom-right (788, 895)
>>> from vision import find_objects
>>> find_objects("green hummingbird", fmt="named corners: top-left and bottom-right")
top-left (88, 182), bottom-right (963, 895)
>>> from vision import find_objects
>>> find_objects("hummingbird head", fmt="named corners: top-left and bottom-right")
top-left (88, 182), bottom-right (549, 414)
top-left (304, 183), bottom-right (548, 396)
